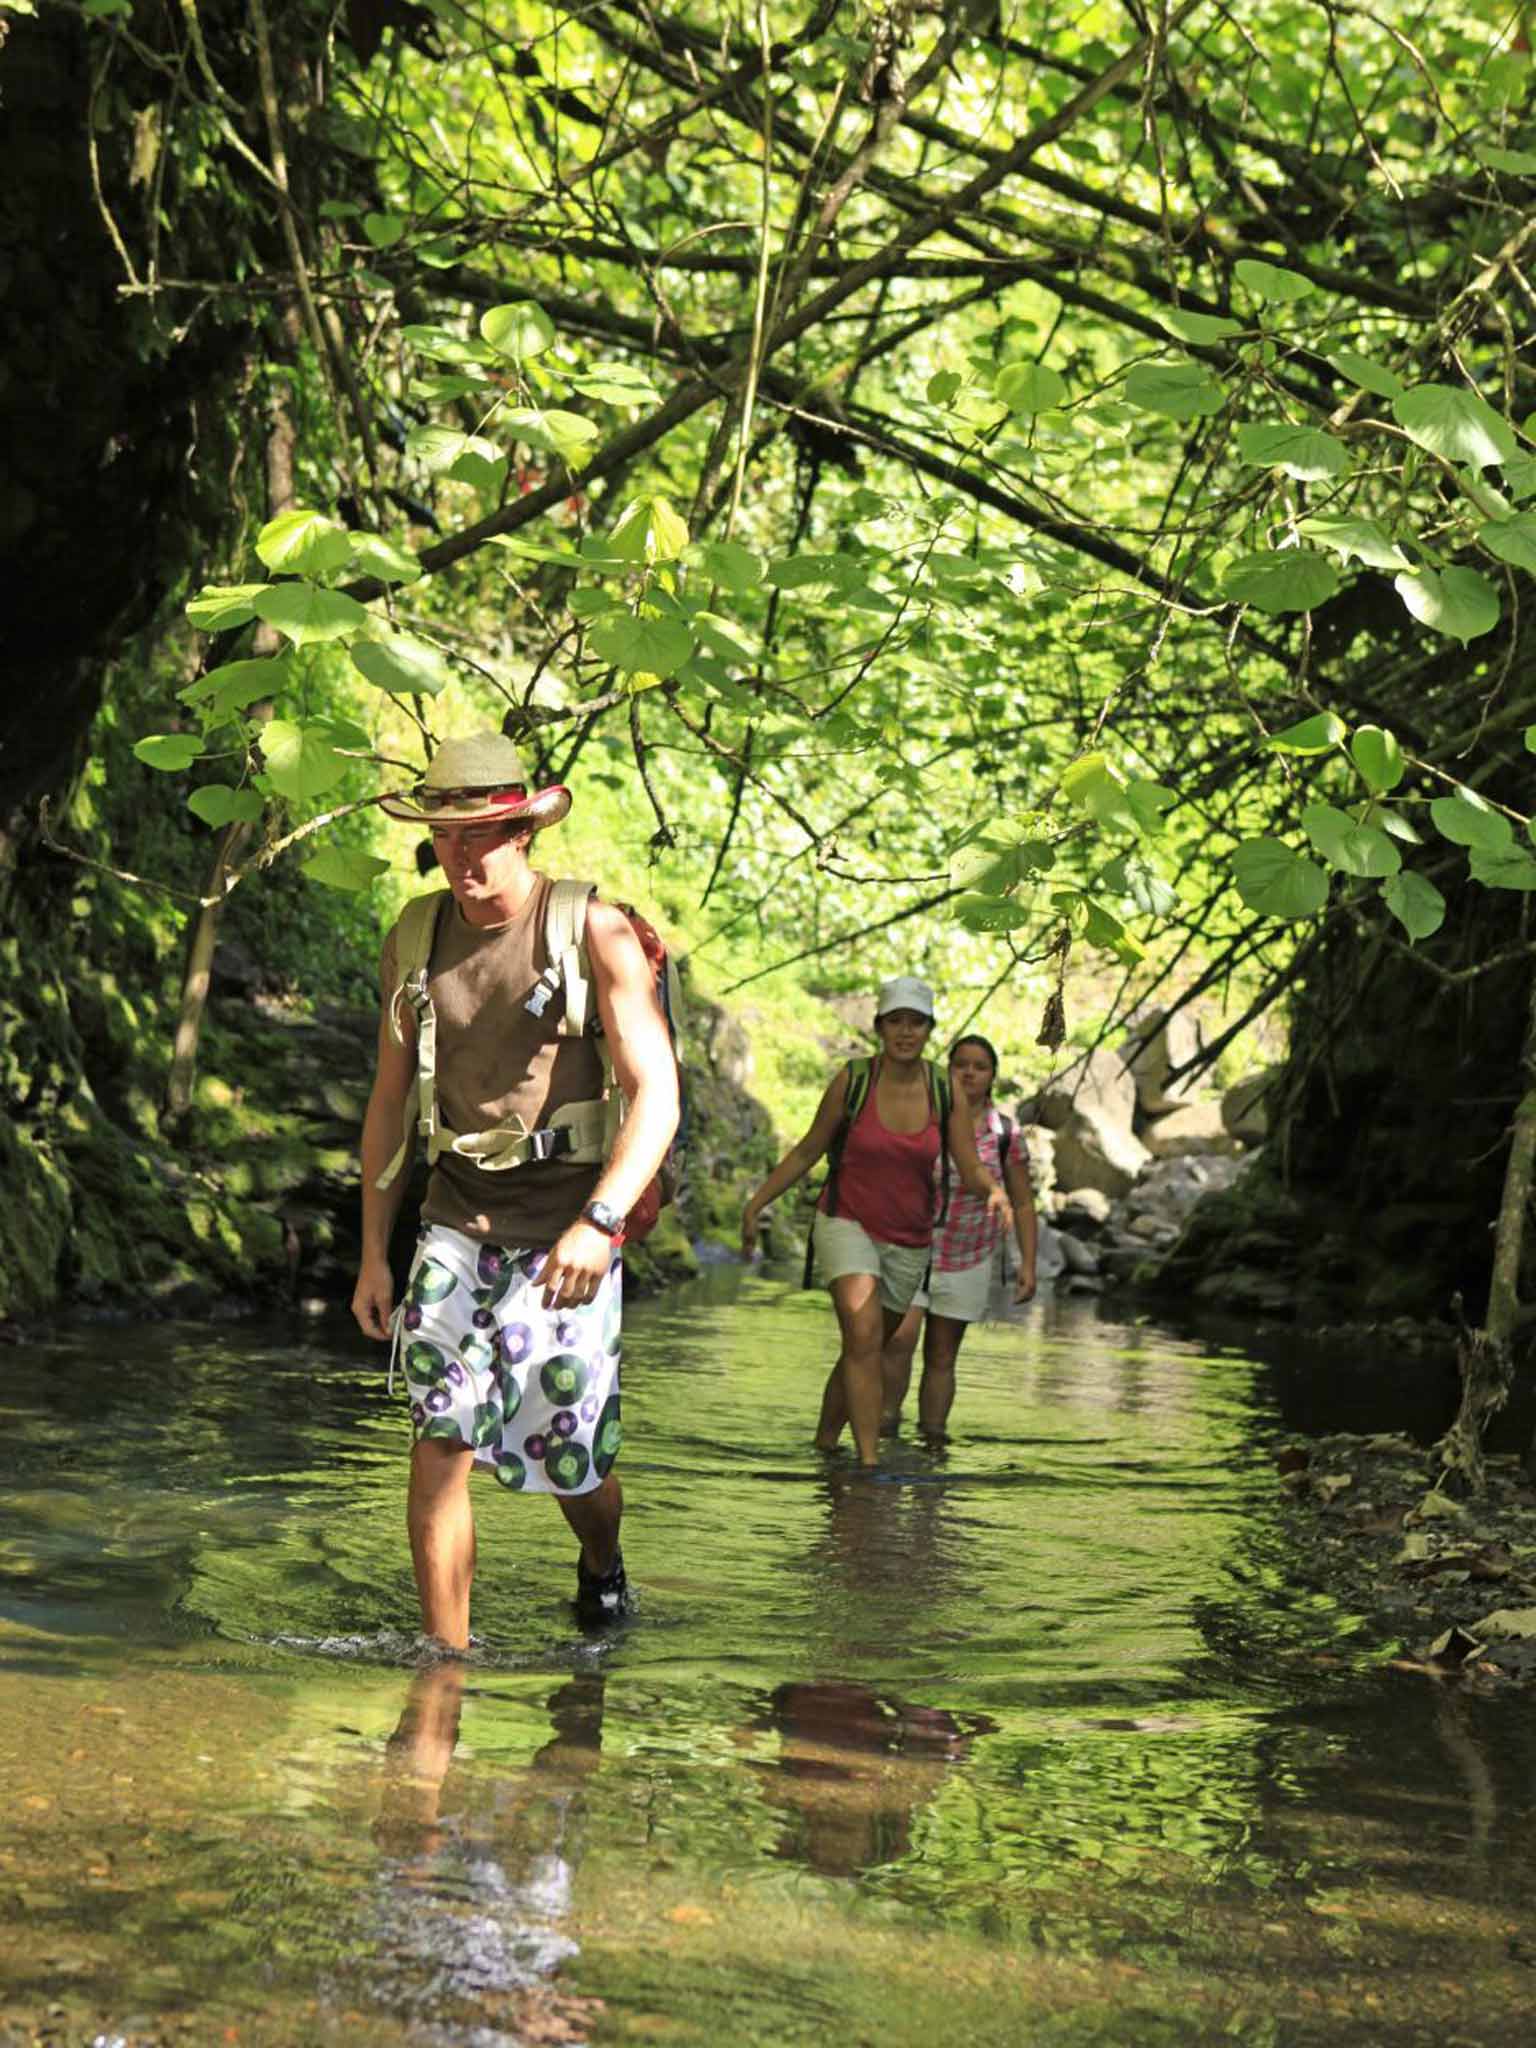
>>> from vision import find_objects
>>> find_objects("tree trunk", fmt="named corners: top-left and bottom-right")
top-left (162, 356), bottom-right (298, 1123)
top-left (1434, 966), bottom-right (1536, 1495)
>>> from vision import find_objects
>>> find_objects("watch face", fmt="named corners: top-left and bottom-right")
top-left (584, 1201), bottom-right (622, 1236)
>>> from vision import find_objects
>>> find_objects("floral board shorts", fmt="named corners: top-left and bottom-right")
top-left (392, 1223), bottom-right (622, 1497)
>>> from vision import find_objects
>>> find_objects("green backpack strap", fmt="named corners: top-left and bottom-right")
top-left (929, 1059), bottom-right (953, 1225)
top-left (377, 890), bottom-right (451, 1189)
top-left (802, 1057), bottom-right (874, 1288)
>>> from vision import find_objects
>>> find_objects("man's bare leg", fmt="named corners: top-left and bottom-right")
top-left (407, 1440), bottom-right (476, 1649)
top-left (556, 1470), bottom-right (623, 1575)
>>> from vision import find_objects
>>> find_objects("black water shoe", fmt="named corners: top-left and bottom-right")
top-left (576, 1550), bottom-right (630, 1624)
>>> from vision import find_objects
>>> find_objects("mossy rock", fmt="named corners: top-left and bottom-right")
top-left (0, 1121), bottom-right (72, 1318)
top-left (623, 1205), bottom-right (700, 1294)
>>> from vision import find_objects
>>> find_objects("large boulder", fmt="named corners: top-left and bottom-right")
top-left (1057, 1186), bottom-right (1111, 1233)
top-left (1050, 1102), bottom-right (1150, 1198)
top-left (1223, 1068), bottom-right (1281, 1144)
top-left (1122, 1005), bottom-right (1201, 1117)
top-left (1143, 1101), bottom-right (1242, 1159)
top-left (1022, 1046), bottom-right (1136, 1134)
top-left (1017, 1121), bottom-right (1057, 1196)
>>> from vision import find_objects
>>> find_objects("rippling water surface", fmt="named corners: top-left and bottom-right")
top-left (3, 1273), bottom-right (1535, 2046)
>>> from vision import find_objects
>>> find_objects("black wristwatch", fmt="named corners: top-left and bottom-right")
top-left (581, 1199), bottom-right (625, 1238)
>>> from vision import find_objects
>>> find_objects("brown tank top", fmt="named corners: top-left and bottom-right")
top-left (378, 874), bottom-right (605, 1247)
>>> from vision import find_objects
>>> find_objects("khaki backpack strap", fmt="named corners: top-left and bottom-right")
top-left (545, 878), bottom-right (597, 1037)
top-left (376, 891), bottom-right (450, 1190)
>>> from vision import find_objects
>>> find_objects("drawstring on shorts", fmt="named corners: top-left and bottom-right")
top-left (387, 1303), bottom-right (406, 1397)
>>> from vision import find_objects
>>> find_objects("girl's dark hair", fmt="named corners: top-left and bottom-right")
top-left (949, 1033), bottom-right (1000, 1082)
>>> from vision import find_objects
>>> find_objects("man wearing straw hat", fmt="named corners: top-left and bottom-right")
top-left (352, 733), bottom-right (679, 1645)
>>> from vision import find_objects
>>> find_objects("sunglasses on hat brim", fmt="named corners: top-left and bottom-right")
top-left (412, 783), bottom-right (530, 814)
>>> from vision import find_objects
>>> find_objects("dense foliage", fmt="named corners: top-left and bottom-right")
top-left (13, 0), bottom-right (1527, 1048)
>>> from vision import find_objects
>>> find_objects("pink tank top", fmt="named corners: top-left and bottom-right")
top-left (820, 1068), bottom-right (941, 1247)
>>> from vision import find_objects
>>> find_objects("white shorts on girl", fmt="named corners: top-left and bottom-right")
top-left (912, 1249), bottom-right (995, 1324)
top-left (392, 1223), bottom-right (622, 1496)
top-left (812, 1211), bottom-right (930, 1314)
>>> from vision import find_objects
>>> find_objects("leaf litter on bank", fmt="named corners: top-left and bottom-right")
top-left (1272, 1429), bottom-right (1536, 1686)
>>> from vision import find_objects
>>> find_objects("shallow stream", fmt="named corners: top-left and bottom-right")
top-left (3, 1273), bottom-right (1534, 2046)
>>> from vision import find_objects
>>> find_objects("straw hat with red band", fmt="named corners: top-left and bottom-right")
top-left (378, 732), bottom-right (572, 828)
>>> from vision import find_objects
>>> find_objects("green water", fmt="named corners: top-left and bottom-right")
top-left (2, 1274), bottom-right (1533, 2046)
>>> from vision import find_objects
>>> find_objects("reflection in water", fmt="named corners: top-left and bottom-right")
top-left (357, 1663), bottom-right (606, 2036)
top-left (754, 1680), bottom-right (988, 1876)
top-left (7, 1289), bottom-right (1536, 2044)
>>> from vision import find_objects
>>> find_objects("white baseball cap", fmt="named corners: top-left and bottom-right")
top-left (875, 975), bottom-right (936, 1020)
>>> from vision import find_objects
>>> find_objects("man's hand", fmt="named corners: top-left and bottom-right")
top-left (1014, 1266), bottom-right (1038, 1305)
top-left (741, 1200), bottom-right (763, 1261)
top-left (540, 1219), bottom-right (613, 1308)
top-left (353, 1254), bottom-right (396, 1341)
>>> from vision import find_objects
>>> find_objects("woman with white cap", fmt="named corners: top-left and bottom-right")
top-left (741, 977), bottom-right (1011, 1467)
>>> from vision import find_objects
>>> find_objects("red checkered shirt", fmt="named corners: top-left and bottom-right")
top-left (933, 1106), bottom-right (1012, 1273)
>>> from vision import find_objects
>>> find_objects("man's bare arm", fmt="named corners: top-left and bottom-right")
top-left (584, 900), bottom-right (680, 1217)
top-left (353, 1006), bottom-right (417, 1340)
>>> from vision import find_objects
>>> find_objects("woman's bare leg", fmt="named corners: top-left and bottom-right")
top-left (881, 1306), bottom-right (923, 1432)
top-left (917, 1314), bottom-right (968, 1442)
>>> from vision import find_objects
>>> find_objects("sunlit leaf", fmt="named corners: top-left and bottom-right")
top-left (1479, 515), bottom-right (1536, 573)
top-left (996, 361), bottom-right (1067, 414)
top-left (1124, 362), bottom-right (1225, 419)
top-left (1381, 870), bottom-right (1445, 941)
top-left (697, 540), bottom-right (764, 593)
top-left (351, 635), bottom-right (452, 697)
top-left (1268, 711), bottom-right (1345, 755)
top-left (133, 733), bottom-right (202, 772)
top-left (188, 785), bottom-right (264, 827)
top-left (255, 508), bottom-right (352, 576)
top-left (1430, 791), bottom-right (1513, 851)
top-left (1222, 550), bottom-right (1339, 613)
top-left (588, 611), bottom-right (694, 677)
top-left (186, 583), bottom-right (265, 632)
top-left (1392, 385), bottom-right (1517, 469)
top-left (610, 494), bottom-right (689, 564)
top-left (952, 893), bottom-right (1031, 933)
top-left (362, 211), bottom-right (404, 247)
top-left (259, 719), bottom-right (348, 802)
top-left (346, 533), bottom-right (423, 584)
top-left (926, 369), bottom-right (962, 405)
top-left (564, 363), bottom-right (659, 407)
top-left (1469, 845), bottom-right (1536, 890)
top-left (1231, 838), bottom-right (1329, 917)
top-left (1235, 423), bottom-right (1349, 481)
top-left (1350, 726), bottom-right (1405, 792)
top-left (1298, 515), bottom-right (1410, 570)
top-left (1061, 752), bottom-right (1136, 831)
top-left (179, 656), bottom-right (291, 721)
top-left (479, 300), bottom-right (556, 359)
top-left (1101, 851), bottom-right (1179, 916)
top-left (1156, 308), bottom-right (1245, 346)
top-left (1393, 567), bottom-right (1499, 642)
top-left (251, 584), bottom-right (368, 647)
top-left (1326, 350), bottom-right (1404, 399)
top-left (1301, 801), bottom-right (1402, 877)
top-left (505, 407), bottom-right (599, 467)
top-left (1081, 896), bottom-right (1144, 962)
top-left (303, 845), bottom-right (391, 890)
top-left (1478, 146), bottom-right (1536, 173)
top-left (1234, 258), bottom-right (1314, 302)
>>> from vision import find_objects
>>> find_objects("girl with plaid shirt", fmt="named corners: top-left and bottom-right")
top-left (884, 1035), bottom-right (1039, 1444)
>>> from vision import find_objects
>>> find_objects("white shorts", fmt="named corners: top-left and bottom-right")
top-left (393, 1224), bottom-right (622, 1496)
top-left (910, 1248), bottom-right (995, 1325)
top-left (813, 1212), bottom-right (930, 1314)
